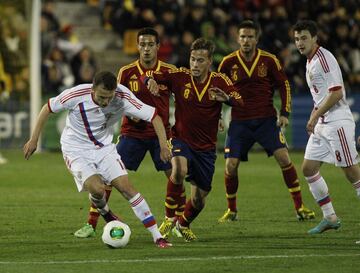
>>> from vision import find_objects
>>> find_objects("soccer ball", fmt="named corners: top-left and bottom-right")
top-left (102, 220), bottom-right (131, 248)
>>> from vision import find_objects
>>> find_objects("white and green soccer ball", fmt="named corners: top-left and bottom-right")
top-left (102, 220), bottom-right (131, 248)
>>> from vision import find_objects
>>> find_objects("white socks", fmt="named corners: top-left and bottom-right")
top-left (89, 193), bottom-right (109, 215)
top-left (305, 172), bottom-right (336, 218)
top-left (352, 180), bottom-right (360, 198)
top-left (129, 193), bottom-right (162, 242)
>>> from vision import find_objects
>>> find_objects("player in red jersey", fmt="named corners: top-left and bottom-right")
top-left (144, 38), bottom-right (243, 241)
top-left (217, 20), bottom-right (315, 222)
top-left (74, 28), bottom-right (181, 238)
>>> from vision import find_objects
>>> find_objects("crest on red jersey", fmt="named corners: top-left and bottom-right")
top-left (257, 63), bottom-right (267, 77)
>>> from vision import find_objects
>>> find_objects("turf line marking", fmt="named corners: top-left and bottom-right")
top-left (1, 253), bottom-right (360, 265)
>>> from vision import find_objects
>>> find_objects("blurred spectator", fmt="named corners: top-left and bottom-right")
top-left (71, 46), bottom-right (97, 85)
top-left (56, 25), bottom-right (83, 61)
top-left (42, 47), bottom-right (74, 96)
top-left (175, 31), bottom-right (194, 68)
top-left (154, 24), bottom-right (174, 63)
top-left (182, 3), bottom-right (208, 38)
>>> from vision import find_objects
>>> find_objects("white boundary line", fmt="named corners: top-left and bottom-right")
top-left (1, 253), bottom-right (360, 265)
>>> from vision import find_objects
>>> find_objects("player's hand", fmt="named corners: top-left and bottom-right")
top-left (23, 139), bottom-right (37, 160)
top-left (160, 146), bottom-right (172, 163)
top-left (146, 78), bottom-right (160, 97)
top-left (306, 115), bottom-right (318, 135)
top-left (277, 116), bottom-right (289, 128)
top-left (208, 87), bottom-right (229, 102)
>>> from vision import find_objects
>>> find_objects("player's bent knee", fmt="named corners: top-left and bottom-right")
top-left (111, 175), bottom-right (137, 200)
top-left (225, 160), bottom-right (238, 177)
top-left (172, 169), bottom-right (187, 183)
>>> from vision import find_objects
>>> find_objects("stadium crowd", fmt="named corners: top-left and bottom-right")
top-left (99, 0), bottom-right (360, 93)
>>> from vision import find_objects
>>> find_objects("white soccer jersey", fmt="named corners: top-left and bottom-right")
top-left (48, 83), bottom-right (156, 150)
top-left (306, 46), bottom-right (353, 123)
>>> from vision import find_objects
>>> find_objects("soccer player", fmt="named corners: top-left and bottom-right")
top-left (73, 28), bottom-right (182, 238)
top-left (23, 71), bottom-right (172, 248)
top-left (293, 20), bottom-right (360, 234)
top-left (145, 38), bottom-right (243, 241)
top-left (217, 20), bottom-right (315, 223)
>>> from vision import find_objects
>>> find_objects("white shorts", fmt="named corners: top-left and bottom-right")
top-left (62, 144), bottom-right (128, 192)
top-left (304, 120), bottom-right (359, 167)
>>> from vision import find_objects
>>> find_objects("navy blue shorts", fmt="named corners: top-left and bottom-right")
top-left (171, 139), bottom-right (216, 192)
top-left (116, 136), bottom-right (172, 171)
top-left (224, 117), bottom-right (287, 161)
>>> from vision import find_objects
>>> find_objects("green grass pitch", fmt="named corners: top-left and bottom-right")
top-left (0, 149), bottom-right (359, 273)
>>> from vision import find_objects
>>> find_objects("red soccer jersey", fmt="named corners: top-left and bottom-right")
top-left (117, 60), bottom-right (175, 138)
top-left (218, 48), bottom-right (291, 120)
top-left (150, 68), bottom-right (242, 151)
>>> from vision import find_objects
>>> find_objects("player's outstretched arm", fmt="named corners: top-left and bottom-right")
top-left (151, 115), bottom-right (172, 162)
top-left (23, 104), bottom-right (52, 160)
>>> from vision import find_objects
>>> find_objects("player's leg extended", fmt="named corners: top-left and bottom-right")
top-left (111, 175), bottom-right (172, 248)
top-left (303, 159), bottom-right (340, 234)
top-left (176, 185), bottom-right (209, 242)
top-left (342, 164), bottom-right (360, 198)
top-left (273, 148), bottom-right (315, 220)
top-left (159, 156), bottom-right (187, 238)
top-left (84, 175), bottom-right (120, 223)
top-left (218, 157), bottom-right (239, 223)
top-left (74, 185), bottom-right (112, 238)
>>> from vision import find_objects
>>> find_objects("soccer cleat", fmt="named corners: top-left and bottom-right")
top-left (296, 205), bottom-right (315, 221)
top-left (218, 209), bottom-right (238, 223)
top-left (158, 218), bottom-right (175, 239)
top-left (74, 223), bottom-right (96, 238)
top-left (308, 218), bottom-right (341, 234)
top-left (155, 238), bottom-right (173, 248)
top-left (171, 226), bottom-right (183, 238)
top-left (175, 221), bottom-right (197, 242)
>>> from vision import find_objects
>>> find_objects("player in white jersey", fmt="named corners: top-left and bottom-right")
top-left (293, 20), bottom-right (360, 236)
top-left (23, 71), bottom-right (172, 248)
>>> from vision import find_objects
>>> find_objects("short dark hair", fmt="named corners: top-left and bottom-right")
top-left (293, 20), bottom-right (318, 37)
top-left (190, 38), bottom-right (215, 58)
top-left (93, 71), bottom-right (117, 91)
top-left (137, 27), bottom-right (160, 44)
top-left (239, 20), bottom-right (261, 38)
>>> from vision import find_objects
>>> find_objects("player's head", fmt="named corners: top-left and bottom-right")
top-left (92, 71), bottom-right (117, 108)
top-left (137, 27), bottom-right (160, 65)
top-left (293, 20), bottom-right (318, 59)
top-left (189, 38), bottom-right (215, 80)
top-left (238, 20), bottom-right (260, 54)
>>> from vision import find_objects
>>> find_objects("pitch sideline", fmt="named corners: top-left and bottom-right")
top-left (1, 253), bottom-right (360, 265)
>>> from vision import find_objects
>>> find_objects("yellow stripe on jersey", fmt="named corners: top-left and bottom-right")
top-left (285, 79), bottom-right (291, 113)
top-left (260, 50), bottom-right (282, 70)
top-left (135, 60), bottom-right (144, 75)
top-left (218, 51), bottom-right (237, 72)
top-left (214, 72), bottom-right (233, 86)
top-left (117, 61), bottom-right (137, 83)
top-left (167, 67), bottom-right (185, 74)
top-left (236, 49), bottom-right (261, 77)
top-left (191, 72), bottom-right (214, 101)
